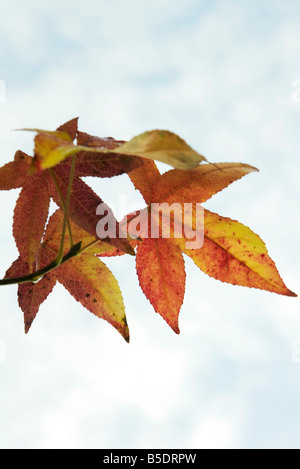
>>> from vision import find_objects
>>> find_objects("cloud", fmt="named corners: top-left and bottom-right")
top-left (0, 0), bottom-right (299, 449)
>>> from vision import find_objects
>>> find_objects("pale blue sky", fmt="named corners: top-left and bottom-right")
top-left (0, 0), bottom-right (299, 449)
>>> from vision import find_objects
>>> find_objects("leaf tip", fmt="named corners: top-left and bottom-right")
top-left (56, 117), bottom-right (79, 141)
top-left (121, 320), bottom-right (130, 343)
top-left (286, 289), bottom-right (297, 298)
top-left (126, 244), bottom-right (136, 256)
top-left (124, 332), bottom-right (130, 343)
top-left (169, 320), bottom-right (180, 335)
top-left (24, 321), bottom-right (32, 334)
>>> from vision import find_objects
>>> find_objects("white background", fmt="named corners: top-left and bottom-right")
top-left (0, 0), bottom-right (299, 449)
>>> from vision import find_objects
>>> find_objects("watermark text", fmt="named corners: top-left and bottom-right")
top-left (96, 202), bottom-right (204, 249)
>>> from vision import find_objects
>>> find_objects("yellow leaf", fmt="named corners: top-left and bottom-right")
top-left (177, 209), bottom-right (297, 297)
top-left (113, 130), bottom-right (207, 169)
top-left (57, 253), bottom-right (129, 342)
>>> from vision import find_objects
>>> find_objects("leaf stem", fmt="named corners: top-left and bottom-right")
top-left (0, 242), bottom-right (82, 285)
top-left (49, 168), bottom-right (74, 247)
top-left (55, 154), bottom-right (77, 264)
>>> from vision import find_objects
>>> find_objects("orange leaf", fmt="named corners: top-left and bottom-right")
top-left (136, 235), bottom-right (185, 333)
top-left (12, 210), bottom-right (130, 339)
top-left (5, 257), bottom-right (56, 333)
top-left (126, 159), bottom-right (296, 332)
top-left (13, 172), bottom-right (50, 271)
top-left (1, 122), bottom-right (296, 341)
top-left (128, 159), bottom-right (161, 204)
top-left (0, 151), bottom-right (32, 190)
top-left (150, 162), bottom-right (258, 204)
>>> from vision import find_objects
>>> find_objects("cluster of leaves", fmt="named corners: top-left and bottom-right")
top-left (0, 118), bottom-right (296, 342)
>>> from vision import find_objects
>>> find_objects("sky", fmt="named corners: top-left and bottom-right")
top-left (0, 0), bottom-right (300, 449)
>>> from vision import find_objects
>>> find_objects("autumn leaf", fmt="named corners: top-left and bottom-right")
top-left (75, 130), bottom-right (144, 178)
top-left (56, 254), bottom-right (129, 341)
top-left (136, 236), bottom-right (185, 333)
top-left (149, 162), bottom-right (259, 204)
top-left (21, 120), bottom-right (137, 172)
top-left (5, 256), bottom-right (56, 333)
top-left (13, 171), bottom-right (51, 272)
top-left (56, 117), bottom-right (79, 141)
top-left (48, 162), bottom-right (135, 255)
top-left (32, 132), bottom-right (87, 171)
top-left (76, 130), bottom-right (126, 148)
top-left (125, 160), bottom-right (296, 331)
top-left (114, 129), bottom-right (207, 169)
top-left (0, 117), bottom-right (296, 342)
top-left (26, 120), bottom-right (144, 176)
top-left (176, 208), bottom-right (297, 297)
top-left (40, 209), bottom-right (114, 258)
top-left (127, 159), bottom-right (161, 204)
top-left (0, 150), bottom-right (32, 190)
top-left (20, 120), bottom-right (208, 172)
top-left (20, 126), bottom-right (103, 171)
top-left (41, 210), bottom-right (129, 341)
top-left (5, 210), bottom-right (129, 340)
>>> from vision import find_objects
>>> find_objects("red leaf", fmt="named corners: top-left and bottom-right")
top-left (75, 131), bottom-right (143, 178)
top-left (13, 172), bottom-right (51, 271)
top-left (56, 117), bottom-right (79, 141)
top-left (128, 159), bottom-right (161, 204)
top-left (77, 131), bottom-right (126, 149)
top-left (0, 151), bottom-right (32, 190)
top-left (136, 236), bottom-right (185, 333)
top-left (74, 152), bottom-right (144, 178)
top-left (49, 166), bottom-right (134, 255)
top-left (5, 257), bottom-right (56, 333)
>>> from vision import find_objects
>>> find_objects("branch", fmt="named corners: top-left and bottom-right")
top-left (0, 242), bottom-right (82, 285)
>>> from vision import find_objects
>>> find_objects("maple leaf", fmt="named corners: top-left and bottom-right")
top-left (47, 162), bottom-right (134, 254)
top-left (75, 130), bottom-right (144, 178)
top-left (13, 171), bottom-right (51, 272)
top-left (5, 256), bottom-right (56, 333)
top-left (123, 160), bottom-right (296, 332)
top-left (0, 150), bottom-right (32, 190)
top-left (1, 118), bottom-right (131, 272)
top-left (56, 116), bottom-right (79, 141)
top-left (0, 149), bottom-right (52, 273)
top-left (34, 118), bottom-right (139, 255)
top-left (176, 208), bottom-right (297, 296)
top-left (0, 118), bottom-right (141, 337)
top-left (136, 237), bottom-right (186, 333)
top-left (21, 121), bottom-right (207, 171)
top-left (41, 210), bottom-right (129, 341)
top-left (0, 117), bottom-right (296, 343)
top-left (5, 210), bottom-right (129, 340)
top-left (112, 129), bottom-right (207, 169)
